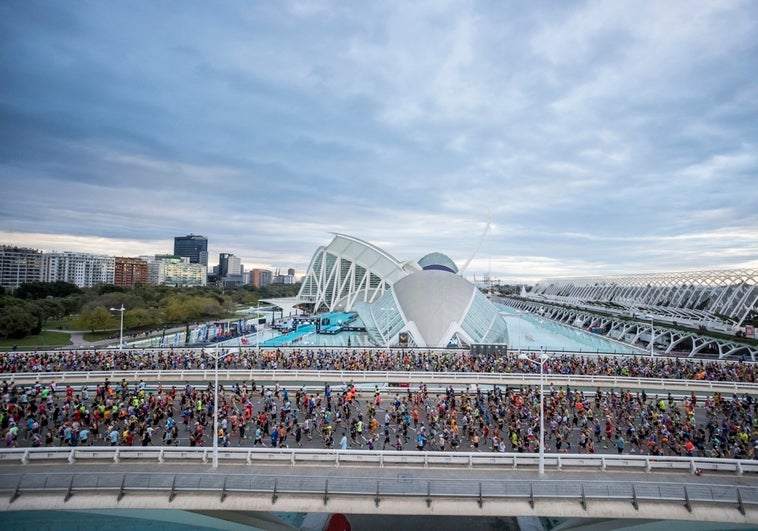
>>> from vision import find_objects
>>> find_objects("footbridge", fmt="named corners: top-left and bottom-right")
top-left (1, 447), bottom-right (757, 525)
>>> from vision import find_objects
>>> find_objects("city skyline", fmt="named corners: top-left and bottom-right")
top-left (1, 2), bottom-right (757, 282)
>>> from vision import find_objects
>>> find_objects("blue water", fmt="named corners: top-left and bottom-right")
top-left (254, 305), bottom-right (644, 354)
top-left (498, 305), bottom-right (644, 354)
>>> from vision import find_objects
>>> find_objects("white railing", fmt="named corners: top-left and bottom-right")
top-left (1, 446), bottom-right (756, 476)
top-left (4, 369), bottom-right (758, 394)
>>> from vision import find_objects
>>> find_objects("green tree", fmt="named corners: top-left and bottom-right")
top-left (0, 297), bottom-right (37, 339)
top-left (75, 306), bottom-right (117, 333)
top-left (16, 281), bottom-right (82, 299)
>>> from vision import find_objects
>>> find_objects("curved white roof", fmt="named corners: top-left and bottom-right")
top-left (392, 269), bottom-right (475, 347)
top-left (297, 233), bottom-right (509, 347)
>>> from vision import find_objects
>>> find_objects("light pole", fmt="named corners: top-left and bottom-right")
top-left (209, 348), bottom-right (220, 468)
top-left (256, 302), bottom-right (261, 351)
top-left (110, 304), bottom-right (125, 349)
top-left (519, 350), bottom-right (548, 475)
top-left (648, 315), bottom-right (655, 357)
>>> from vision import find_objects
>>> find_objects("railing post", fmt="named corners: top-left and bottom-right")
top-left (64, 475), bottom-right (75, 502)
top-left (10, 476), bottom-right (23, 503)
top-left (683, 485), bottom-right (692, 513)
top-left (113, 449), bottom-right (120, 464)
top-left (68, 449), bottom-right (76, 464)
top-left (158, 449), bottom-right (164, 464)
top-left (21, 449), bottom-right (29, 465)
top-left (118, 474), bottom-right (126, 501)
top-left (580, 483), bottom-right (587, 511)
top-left (631, 484), bottom-right (639, 510)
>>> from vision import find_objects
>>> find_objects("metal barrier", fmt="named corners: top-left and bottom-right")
top-left (0, 468), bottom-right (756, 517)
top-left (5, 369), bottom-right (758, 394)
top-left (2, 447), bottom-right (757, 475)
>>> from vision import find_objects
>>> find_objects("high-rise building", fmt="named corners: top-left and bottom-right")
top-left (287, 268), bottom-right (296, 277)
top-left (114, 257), bottom-right (149, 287)
top-left (0, 245), bottom-right (43, 291)
top-left (218, 253), bottom-right (243, 287)
top-left (218, 253), bottom-right (241, 278)
top-left (41, 252), bottom-right (115, 288)
top-left (251, 268), bottom-right (272, 287)
top-left (173, 234), bottom-right (208, 267)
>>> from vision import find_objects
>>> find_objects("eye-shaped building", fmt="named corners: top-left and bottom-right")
top-left (296, 233), bottom-right (508, 349)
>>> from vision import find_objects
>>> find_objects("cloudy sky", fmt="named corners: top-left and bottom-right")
top-left (1, 1), bottom-right (757, 283)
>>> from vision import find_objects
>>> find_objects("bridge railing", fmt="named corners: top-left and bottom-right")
top-left (4, 369), bottom-right (758, 394)
top-left (2, 447), bottom-right (757, 476)
top-left (0, 467), bottom-right (756, 517)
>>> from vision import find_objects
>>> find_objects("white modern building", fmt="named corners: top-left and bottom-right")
top-left (41, 251), bottom-right (115, 288)
top-left (288, 233), bottom-right (508, 349)
top-left (146, 255), bottom-right (207, 287)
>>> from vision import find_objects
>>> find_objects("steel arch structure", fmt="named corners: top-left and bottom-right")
top-left (528, 268), bottom-right (758, 332)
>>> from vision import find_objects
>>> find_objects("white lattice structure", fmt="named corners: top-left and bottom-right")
top-left (297, 234), bottom-right (419, 314)
top-left (529, 268), bottom-right (758, 330)
top-left (295, 234), bottom-right (508, 348)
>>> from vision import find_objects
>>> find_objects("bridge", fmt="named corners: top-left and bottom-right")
top-left (2, 364), bottom-right (757, 528)
top-left (1, 447), bottom-right (757, 525)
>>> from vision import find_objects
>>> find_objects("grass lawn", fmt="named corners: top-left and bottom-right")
top-left (82, 331), bottom-right (119, 342)
top-left (0, 330), bottom-right (72, 350)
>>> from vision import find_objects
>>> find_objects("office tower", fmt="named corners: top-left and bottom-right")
top-left (173, 234), bottom-right (208, 267)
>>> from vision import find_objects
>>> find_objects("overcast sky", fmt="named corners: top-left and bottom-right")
top-left (1, 1), bottom-right (757, 283)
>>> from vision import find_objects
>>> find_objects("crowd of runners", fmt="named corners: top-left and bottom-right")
top-left (1, 347), bottom-right (756, 460)
top-left (1, 347), bottom-right (755, 383)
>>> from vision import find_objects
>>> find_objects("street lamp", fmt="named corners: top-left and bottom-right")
top-left (208, 348), bottom-right (220, 468)
top-left (110, 304), bottom-right (125, 349)
top-left (519, 350), bottom-right (549, 475)
top-left (647, 315), bottom-right (655, 357)
top-left (256, 302), bottom-right (262, 351)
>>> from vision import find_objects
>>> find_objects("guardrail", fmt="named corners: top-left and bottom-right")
top-left (0, 467), bottom-right (756, 518)
top-left (4, 369), bottom-right (758, 394)
top-left (2, 447), bottom-right (757, 476)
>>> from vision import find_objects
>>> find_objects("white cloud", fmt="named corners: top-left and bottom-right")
top-left (0, 1), bottom-right (756, 283)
